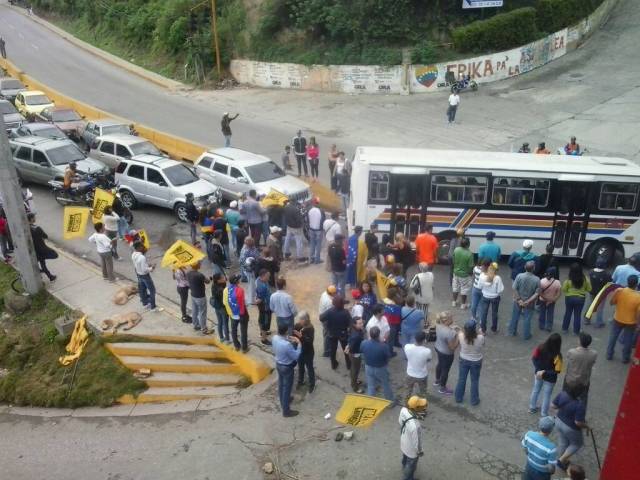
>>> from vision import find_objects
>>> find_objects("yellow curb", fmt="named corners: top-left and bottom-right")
top-left (105, 343), bottom-right (227, 360)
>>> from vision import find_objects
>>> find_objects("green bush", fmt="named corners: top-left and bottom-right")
top-left (411, 40), bottom-right (437, 64)
top-left (536, 0), bottom-right (605, 33)
top-left (452, 7), bottom-right (539, 53)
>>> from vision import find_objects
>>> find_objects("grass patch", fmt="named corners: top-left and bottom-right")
top-left (0, 263), bottom-right (146, 408)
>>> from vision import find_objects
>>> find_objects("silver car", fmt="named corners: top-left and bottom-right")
top-left (114, 154), bottom-right (219, 222)
top-left (194, 147), bottom-right (310, 202)
top-left (89, 133), bottom-right (163, 170)
top-left (9, 122), bottom-right (67, 140)
top-left (9, 136), bottom-right (108, 185)
top-left (80, 119), bottom-right (130, 149)
top-left (1, 99), bottom-right (24, 132)
top-left (0, 77), bottom-right (27, 102)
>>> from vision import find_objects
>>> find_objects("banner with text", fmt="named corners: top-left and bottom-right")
top-left (462, 0), bottom-right (503, 9)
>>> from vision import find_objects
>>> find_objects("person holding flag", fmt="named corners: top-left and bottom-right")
top-left (224, 273), bottom-right (249, 352)
top-left (346, 226), bottom-right (368, 289)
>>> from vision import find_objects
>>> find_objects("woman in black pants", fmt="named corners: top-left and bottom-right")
top-left (173, 266), bottom-right (191, 323)
top-left (28, 212), bottom-right (57, 281)
top-left (433, 311), bottom-right (459, 395)
top-left (322, 296), bottom-right (352, 370)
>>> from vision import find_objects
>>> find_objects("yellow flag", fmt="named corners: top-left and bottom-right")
top-left (356, 238), bottom-right (369, 284)
top-left (92, 188), bottom-right (114, 222)
top-left (335, 393), bottom-right (392, 427)
top-left (59, 316), bottom-right (90, 366)
top-left (62, 206), bottom-right (91, 240)
top-left (260, 188), bottom-right (289, 208)
top-left (161, 239), bottom-right (205, 268)
top-left (138, 229), bottom-right (150, 250)
top-left (375, 269), bottom-right (390, 299)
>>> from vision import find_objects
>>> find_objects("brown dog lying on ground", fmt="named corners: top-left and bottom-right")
top-left (100, 312), bottom-right (142, 333)
top-left (112, 285), bottom-right (138, 305)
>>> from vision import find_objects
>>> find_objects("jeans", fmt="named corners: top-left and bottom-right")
top-left (117, 215), bottom-right (129, 238)
top-left (508, 303), bottom-right (534, 340)
top-left (214, 307), bottom-right (230, 341)
top-left (528, 376), bottom-right (556, 416)
top-left (276, 362), bottom-right (296, 415)
top-left (276, 315), bottom-right (294, 336)
top-left (309, 229), bottom-right (323, 263)
top-left (455, 358), bottom-right (482, 405)
top-left (400, 331), bottom-right (417, 347)
top-left (562, 296), bottom-right (585, 334)
top-left (332, 271), bottom-right (346, 297)
top-left (435, 349), bottom-right (454, 388)
top-left (258, 309), bottom-right (272, 333)
top-left (249, 222), bottom-right (262, 246)
top-left (283, 227), bottom-right (304, 259)
top-left (328, 334), bottom-right (351, 369)
top-left (190, 221), bottom-right (198, 245)
top-left (341, 193), bottom-right (349, 214)
top-left (106, 230), bottom-right (119, 259)
top-left (177, 285), bottom-right (189, 319)
top-left (137, 274), bottom-right (156, 309)
top-left (295, 154), bottom-right (308, 176)
top-left (350, 355), bottom-right (362, 391)
top-left (99, 251), bottom-right (115, 281)
top-left (365, 365), bottom-right (394, 401)
top-left (588, 294), bottom-right (605, 327)
top-left (192, 296), bottom-right (207, 331)
top-left (470, 287), bottom-right (483, 319)
top-left (232, 314), bottom-right (249, 350)
top-left (555, 418), bottom-right (583, 459)
top-left (447, 105), bottom-right (458, 123)
top-left (522, 463), bottom-right (551, 480)
top-left (538, 302), bottom-right (555, 331)
top-left (479, 296), bottom-right (500, 332)
top-left (607, 320), bottom-right (635, 362)
top-left (224, 134), bottom-right (231, 147)
top-left (388, 323), bottom-right (401, 355)
top-left (401, 454), bottom-right (419, 480)
top-left (297, 353), bottom-right (315, 388)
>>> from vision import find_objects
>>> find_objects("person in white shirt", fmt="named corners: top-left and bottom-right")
top-left (410, 262), bottom-right (434, 321)
top-left (131, 241), bottom-right (161, 311)
top-left (102, 206), bottom-right (120, 260)
top-left (404, 331), bottom-right (432, 400)
top-left (318, 285), bottom-right (337, 357)
top-left (454, 319), bottom-right (485, 406)
top-left (399, 395), bottom-right (427, 480)
top-left (88, 222), bottom-right (116, 282)
top-left (307, 197), bottom-right (324, 264)
top-left (447, 91), bottom-right (460, 124)
top-left (366, 304), bottom-right (390, 342)
top-left (478, 263), bottom-right (505, 333)
top-left (323, 212), bottom-right (342, 272)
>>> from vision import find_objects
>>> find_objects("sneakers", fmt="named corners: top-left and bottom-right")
top-left (433, 381), bottom-right (440, 387)
top-left (528, 407), bottom-right (538, 414)
top-left (438, 387), bottom-right (453, 396)
top-left (451, 301), bottom-right (457, 307)
top-left (283, 410), bottom-right (299, 418)
top-left (460, 304), bottom-right (468, 310)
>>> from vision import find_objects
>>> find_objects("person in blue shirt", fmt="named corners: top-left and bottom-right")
top-left (255, 268), bottom-right (272, 345)
top-left (272, 324), bottom-right (301, 417)
top-left (361, 326), bottom-right (395, 402)
top-left (551, 386), bottom-right (589, 471)
top-left (400, 295), bottom-right (425, 346)
top-left (508, 239), bottom-right (538, 280)
top-left (612, 254), bottom-right (640, 287)
top-left (477, 231), bottom-right (501, 263)
top-left (521, 416), bottom-right (557, 480)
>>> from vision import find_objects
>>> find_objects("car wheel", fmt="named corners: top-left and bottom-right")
top-left (174, 202), bottom-right (188, 223)
top-left (584, 239), bottom-right (624, 268)
top-left (120, 190), bottom-right (137, 210)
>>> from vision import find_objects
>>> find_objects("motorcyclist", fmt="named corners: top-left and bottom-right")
top-left (534, 142), bottom-right (551, 155)
top-left (518, 142), bottom-right (531, 153)
top-left (564, 136), bottom-right (581, 155)
top-left (63, 162), bottom-right (80, 193)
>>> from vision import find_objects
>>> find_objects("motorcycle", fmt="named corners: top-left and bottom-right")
top-left (48, 176), bottom-right (96, 207)
top-left (450, 75), bottom-right (478, 93)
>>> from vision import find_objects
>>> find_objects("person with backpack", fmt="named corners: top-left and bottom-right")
top-left (508, 239), bottom-right (538, 280)
top-left (538, 267), bottom-right (562, 332)
top-left (410, 262), bottom-right (434, 320)
top-left (586, 258), bottom-right (611, 328)
top-left (561, 264), bottom-right (591, 335)
top-left (529, 333), bottom-right (563, 416)
top-left (399, 396), bottom-right (428, 480)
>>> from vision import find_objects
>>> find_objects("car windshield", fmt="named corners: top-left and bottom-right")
top-left (0, 102), bottom-right (17, 114)
top-left (47, 144), bottom-right (86, 165)
top-left (102, 125), bottom-right (130, 135)
top-left (130, 141), bottom-right (161, 156)
top-left (163, 164), bottom-right (198, 186)
top-left (2, 79), bottom-right (24, 89)
top-left (244, 161), bottom-right (285, 183)
top-left (25, 95), bottom-right (52, 106)
top-left (52, 110), bottom-right (81, 122)
top-left (34, 126), bottom-right (66, 138)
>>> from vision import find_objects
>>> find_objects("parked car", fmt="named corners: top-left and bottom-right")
top-left (89, 134), bottom-right (164, 170)
top-left (9, 122), bottom-right (67, 140)
top-left (114, 154), bottom-right (218, 222)
top-left (0, 77), bottom-right (27, 102)
top-left (9, 136), bottom-right (108, 185)
top-left (0, 99), bottom-right (24, 131)
top-left (14, 91), bottom-right (55, 120)
top-left (194, 147), bottom-right (310, 202)
top-left (35, 107), bottom-right (86, 140)
top-left (80, 119), bottom-right (131, 149)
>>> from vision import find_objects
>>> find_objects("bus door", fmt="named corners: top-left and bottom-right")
top-left (389, 168), bottom-right (428, 241)
top-left (552, 181), bottom-right (591, 257)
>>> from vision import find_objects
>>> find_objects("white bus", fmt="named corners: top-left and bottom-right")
top-left (348, 148), bottom-right (640, 266)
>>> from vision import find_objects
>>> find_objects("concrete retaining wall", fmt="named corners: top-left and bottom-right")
top-left (230, 0), bottom-right (619, 94)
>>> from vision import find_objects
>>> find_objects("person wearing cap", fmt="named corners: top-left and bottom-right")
top-left (454, 319), bottom-right (485, 405)
top-left (509, 239), bottom-right (538, 281)
top-left (220, 112), bottom-right (239, 147)
top-left (283, 199), bottom-right (305, 264)
top-left (587, 258), bottom-right (612, 328)
top-left (607, 274), bottom-right (640, 363)
top-left (187, 261), bottom-right (211, 334)
top-left (307, 197), bottom-right (325, 264)
top-left (319, 284), bottom-right (338, 357)
top-left (266, 225), bottom-right (283, 263)
top-left (185, 193), bottom-right (200, 246)
top-left (521, 416), bottom-right (557, 479)
top-left (399, 395), bottom-right (427, 480)
top-left (345, 316), bottom-right (365, 392)
top-left (292, 130), bottom-right (308, 177)
top-left (611, 254), bottom-right (640, 287)
top-left (538, 267), bottom-right (561, 332)
top-left (224, 273), bottom-right (249, 352)
top-left (509, 260), bottom-right (541, 340)
top-left (478, 231), bottom-right (501, 263)
top-left (270, 276), bottom-right (298, 335)
top-left (328, 233), bottom-right (347, 296)
top-left (478, 261), bottom-right (504, 333)
top-left (272, 322), bottom-right (301, 417)
top-left (225, 200), bottom-right (241, 254)
top-left (415, 223), bottom-right (438, 266)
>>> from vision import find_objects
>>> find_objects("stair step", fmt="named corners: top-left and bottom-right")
top-left (107, 342), bottom-right (225, 359)
top-left (118, 356), bottom-right (241, 374)
top-left (136, 386), bottom-right (238, 403)
top-left (145, 372), bottom-right (244, 387)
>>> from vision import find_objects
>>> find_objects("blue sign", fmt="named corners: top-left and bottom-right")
top-left (462, 0), bottom-right (504, 8)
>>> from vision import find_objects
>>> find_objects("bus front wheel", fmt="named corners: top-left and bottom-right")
top-left (584, 239), bottom-right (624, 268)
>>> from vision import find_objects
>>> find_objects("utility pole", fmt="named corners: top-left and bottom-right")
top-left (0, 116), bottom-right (43, 294)
top-left (211, 0), bottom-right (222, 78)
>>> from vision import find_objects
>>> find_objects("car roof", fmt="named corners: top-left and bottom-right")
top-left (10, 135), bottom-right (75, 148)
top-left (22, 122), bottom-right (60, 130)
top-left (95, 134), bottom-right (147, 145)
top-left (22, 90), bottom-right (47, 97)
top-left (205, 147), bottom-right (272, 166)
top-left (0, 99), bottom-right (12, 105)
top-left (92, 118), bottom-right (128, 127)
top-left (47, 106), bottom-right (77, 113)
top-left (128, 154), bottom-right (177, 168)
top-left (0, 77), bottom-right (24, 84)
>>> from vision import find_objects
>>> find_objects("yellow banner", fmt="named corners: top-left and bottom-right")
top-left (59, 316), bottom-right (89, 366)
top-left (161, 239), bottom-right (205, 268)
top-left (376, 269), bottom-right (391, 299)
top-left (335, 393), bottom-right (392, 427)
top-left (62, 206), bottom-right (91, 240)
top-left (260, 188), bottom-right (289, 208)
top-left (92, 188), bottom-right (114, 222)
top-left (138, 229), bottom-right (150, 250)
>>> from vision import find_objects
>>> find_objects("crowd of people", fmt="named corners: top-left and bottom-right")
top-left (518, 136), bottom-right (583, 156)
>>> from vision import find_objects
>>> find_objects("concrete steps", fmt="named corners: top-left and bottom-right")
top-left (117, 355), bottom-right (241, 374)
top-left (106, 342), bottom-right (226, 360)
top-left (136, 386), bottom-right (239, 403)
top-left (145, 372), bottom-right (244, 388)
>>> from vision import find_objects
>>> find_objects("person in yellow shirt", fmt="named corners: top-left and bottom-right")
top-left (607, 274), bottom-right (640, 363)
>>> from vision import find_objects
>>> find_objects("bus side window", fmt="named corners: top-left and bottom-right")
top-left (599, 183), bottom-right (639, 211)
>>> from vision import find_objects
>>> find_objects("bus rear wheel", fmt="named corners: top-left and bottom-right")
top-left (584, 240), bottom-right (624, 268)
top-left (436, 230), bottom-right (458, 264)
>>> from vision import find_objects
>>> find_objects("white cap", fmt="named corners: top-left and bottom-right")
top-left (270, 226), bottom-right (282, 233)
top-left (229, 200), bottom-right (238, 208)
top-left (523, 239), bottom-right (534, 249)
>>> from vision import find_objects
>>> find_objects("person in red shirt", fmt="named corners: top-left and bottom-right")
top-left (306, 136), bottom-right (320, 182)
top-left (415, 224), bottom-right (438, 265)
top-left (0, 212), bottom-right (11, 262)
